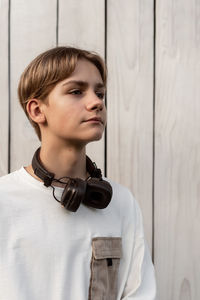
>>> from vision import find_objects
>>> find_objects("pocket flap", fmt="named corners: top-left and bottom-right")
top-left (92, 237), bottom-right (122, 259)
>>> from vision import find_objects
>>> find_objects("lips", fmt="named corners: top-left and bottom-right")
top-left (85, 117), bottom-right (103, 124)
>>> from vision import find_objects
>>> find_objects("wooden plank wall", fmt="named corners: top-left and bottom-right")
top-left (155, 1), bottom-right (200, 299)
top-left (106, 0), bottom-right (154, 254)
top-left (0, 0), bottom-right (9, 175)
top-left (0, 1), bottom-right (200, 299)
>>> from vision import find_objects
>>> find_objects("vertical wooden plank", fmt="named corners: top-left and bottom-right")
top-left (155, 0), bottom-right (200, 299)
top-left (0, 0), bottom-right (9, 175)
top-left (59, 0), bottom-right (106, 174)
top-left (10, 0), bottom-right (57, 171)
top-left (107, 0), bottom-right (154, 250)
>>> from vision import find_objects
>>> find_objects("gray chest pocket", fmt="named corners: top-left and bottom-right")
top-left (88, 237), bottom-right (122, 300)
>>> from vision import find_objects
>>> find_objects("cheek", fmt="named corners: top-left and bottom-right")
top-left (44, 103), bottom-right (61, 121)
top-left (103, 107), bottom-right (107, 121)
top-left (47, 103), bottom-right (81, 129)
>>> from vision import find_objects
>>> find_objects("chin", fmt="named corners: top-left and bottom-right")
top-left (84, 132), bottom-right (103, 144)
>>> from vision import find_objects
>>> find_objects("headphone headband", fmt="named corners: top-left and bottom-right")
top-left (32, 147), bottom-right (102, 187)
top-left (31, 147), bottom-right (112, 212)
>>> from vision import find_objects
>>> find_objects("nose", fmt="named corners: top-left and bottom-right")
top-left (85, 91), bottom-right (104, 112)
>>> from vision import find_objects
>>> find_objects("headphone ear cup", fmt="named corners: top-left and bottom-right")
top-left (61, 178), bottom-right (87, 212)
top-left (83, 178), bottom-right (113, 209)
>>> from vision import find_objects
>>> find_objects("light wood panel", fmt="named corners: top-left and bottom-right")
top-left (59, 0), bottom-right (106, 174)
top-left (0, 0), bottom-right (9, 175)
top-left (10, 0), bottom-right (57, 171)
top-left (154, 1), bottom-right (200, 299)
top-left (106, 0), bottom-right (154, 250)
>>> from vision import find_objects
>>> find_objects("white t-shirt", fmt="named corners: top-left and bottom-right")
top-left (0, 167), bottom-right (157, 300)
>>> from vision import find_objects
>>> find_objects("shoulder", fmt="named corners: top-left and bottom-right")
top-left (0, 169), bottom-right (19, 184)
top-left (102, 177), bottom-right (144, 235)
top-left (0, 169), bottom-right (24, 213)
top-left (102, 176), bottom-right (139, 214)
top-left (0, 168), bottom-right (23, 193)
top-left (102, 176), bottom-right (132, 197)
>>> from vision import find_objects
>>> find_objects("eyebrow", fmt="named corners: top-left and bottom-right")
top-left (62, 80), bottom-right (106, 89)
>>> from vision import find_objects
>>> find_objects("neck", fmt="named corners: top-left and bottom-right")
top-left (25, 143), bottom-right (89, 187)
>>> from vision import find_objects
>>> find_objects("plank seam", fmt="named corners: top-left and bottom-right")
top-left (8, 0), bottom-right (11, 174)
top-left (104, 0), bottom-right (107, 178)
top-left (56, 0), bottom-right (59, 46)
top-left (152, 0), bottom-right (156, 263)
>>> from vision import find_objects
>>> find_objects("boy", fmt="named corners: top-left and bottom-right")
top-left (0, 46), bottom-right (157, 299)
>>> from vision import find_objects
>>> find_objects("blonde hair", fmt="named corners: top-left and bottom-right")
top-left (18, 46), bottom-right (107, 141)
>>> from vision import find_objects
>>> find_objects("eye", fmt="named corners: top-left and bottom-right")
top-left (96, 92), bottom-right (105, 100)
top-left (69, 89), bottom-right (105, 100)
top-left (69, 89), bottom-right (82, 95)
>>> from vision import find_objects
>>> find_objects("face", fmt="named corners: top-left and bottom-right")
top-left (40, 59), bottom-right (107, 147)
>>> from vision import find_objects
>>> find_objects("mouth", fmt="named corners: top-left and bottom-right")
top-left (84, 117), bottom-right (103, 124)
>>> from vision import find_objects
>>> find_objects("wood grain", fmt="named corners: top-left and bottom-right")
top-left (106, 0), bottom-right (154, 251)
top-left (0, 0), bottom-right (9, 175)
top-left (154, 0), bottom-right (200, 299)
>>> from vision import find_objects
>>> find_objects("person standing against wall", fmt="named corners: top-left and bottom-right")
top-left (0, 46), bottom-right (157, 299)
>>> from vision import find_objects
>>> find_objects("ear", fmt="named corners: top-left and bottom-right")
top-left (26, 99), bottom-right (47, 124)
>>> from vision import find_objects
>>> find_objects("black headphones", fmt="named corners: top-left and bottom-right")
top-left (32, 147), bottom-right (113, 212)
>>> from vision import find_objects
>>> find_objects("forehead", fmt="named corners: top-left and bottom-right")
top-left (60, 59), bottom-right (105, 88)
top-left (72, 58), bottom-right (101, 75)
